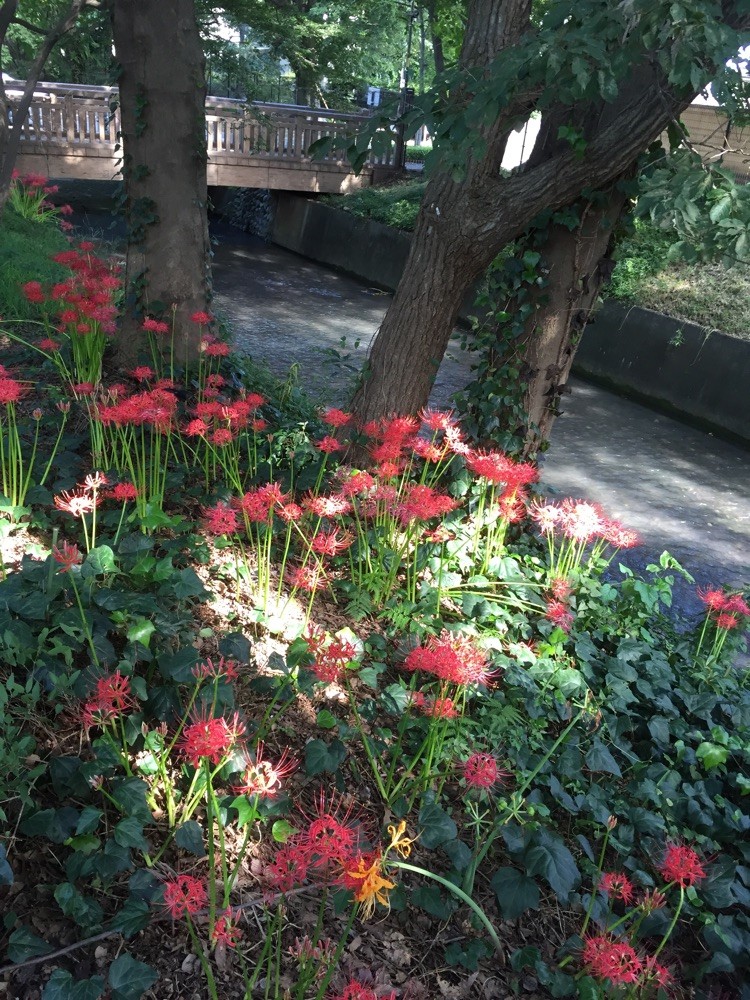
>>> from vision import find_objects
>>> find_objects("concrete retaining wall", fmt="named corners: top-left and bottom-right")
top-left (576, 302), bottom-right (749, 442)
top-left (270, 193), bottom-right (749, 444)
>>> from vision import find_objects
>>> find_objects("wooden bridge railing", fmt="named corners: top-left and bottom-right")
top-left (8, 81), bottom-right (396, 169)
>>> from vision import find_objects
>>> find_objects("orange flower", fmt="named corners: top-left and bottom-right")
top-left (344, 851), bottom-right (395, 920)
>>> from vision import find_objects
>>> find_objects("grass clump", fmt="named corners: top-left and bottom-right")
top-left (0, 207), bottom-right (69, 321)
top-left (325, 179), bottom-right (425, 231)
top-left (609, 219), bottom-right (750, 339)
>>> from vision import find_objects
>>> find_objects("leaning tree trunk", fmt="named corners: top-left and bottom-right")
top-left (349, 0), bottom-right (750, 428)
top-left (111, 0), bottom-right (211, 368)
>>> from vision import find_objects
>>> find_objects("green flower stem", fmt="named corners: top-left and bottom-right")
top-left (185, 915), bottom-right (219, 1000)
top-left (652, 884), bottom-right (684, 960)
top-left (345, 684), bottom-right (388, 801)
top-left (392, 860), bottom-right (502, 955)
top-left (313, 905), bottom-right (358, 1000)
top-left (38, 409), bottom-right (68, 488)
top-left (67, 569), bottom-right (99, 667)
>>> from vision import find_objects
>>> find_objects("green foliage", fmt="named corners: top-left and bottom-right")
top-left (325, 180), bottom-right (426, 231)
top-left (0, 208), bottom-right (68, 322)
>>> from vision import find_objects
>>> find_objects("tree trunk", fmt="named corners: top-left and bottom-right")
top-left (0, 0), bottom-right (87, 218)
top-left (425, 0), bottom-right (445, 77)
top-left (111, 0), bottom-right (211, 368)
top-left (349, 1), bottom-right (750, 428)
top-left (516, 191), bottom-right (628, 454)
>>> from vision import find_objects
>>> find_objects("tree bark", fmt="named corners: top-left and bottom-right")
top-left (349, 1), bottom-right (750, 428)
top-left (111, 0), bottom-right (211, 368)
top-left (0, 0), bottom-right (88, 218)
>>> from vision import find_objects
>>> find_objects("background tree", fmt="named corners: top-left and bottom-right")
top-left (348, 0), bottom-right (750, 448)
top-left (0, 0), bottom-right (92, 216)
top-left (110, 0), bottom-right (211, 366)
top-left (225, 0), bottom-right (406, 106)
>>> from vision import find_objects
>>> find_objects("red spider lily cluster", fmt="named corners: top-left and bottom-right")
top-left (404, 630), bottom-right (495, 688)
top-left (232, 743), bottom-right (296, 797)
top-left (459, 751), bottom-right (509, 791)
top-left (303, 627), bottom-right (359, 684)
top-left (531, 498), bottom-right (639, 579)
top-left (24, 243), bottom-right (121, 386)
top-left (698, 586), bottom-right (750, 631)
top-left (582, 935), bottom-right (671, 989)
top-left (81, 670), bottom-right (138, 729)
top-left (9, 170), bottom-right (73, 225)
top-left (176, 708), bottom-right (246, 769)
top-left (658, 842), bottom-right (706, 888)
top-left (328, 980), bottom-right (397, 1000)
top-left (163, 874), bottom-right (208, 919)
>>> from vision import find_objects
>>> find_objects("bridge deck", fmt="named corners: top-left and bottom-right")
top-left (9, 82), bottom-right (397, 193)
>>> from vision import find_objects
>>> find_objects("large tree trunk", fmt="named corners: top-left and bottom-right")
top-left (111, 0), bottom-right (211, 368)
top-left (0, 0), bottom-right (87, 218)
top-left (349, 0), bottom-right (750, 429)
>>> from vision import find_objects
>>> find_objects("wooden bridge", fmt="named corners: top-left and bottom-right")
top-left (8, 81), bottom-right (398, 193)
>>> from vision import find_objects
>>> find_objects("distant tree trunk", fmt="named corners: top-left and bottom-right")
top-left (425, 0), bottom-right (445, 76)
top-left (111, 0), bottom-right (211, 368)
top-left (0, 0), bottom-right (88, 218)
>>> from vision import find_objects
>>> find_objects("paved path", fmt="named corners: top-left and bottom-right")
top-left (211, 223), bottom-right (750, 608)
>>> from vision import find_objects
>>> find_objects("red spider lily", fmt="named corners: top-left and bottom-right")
top-left (243, 392), bottom-right (266, 410)
top-left (395, 484), bottom-right (459, 525)
top-left (177, 708), bottom-right (246, 768)
top-left (404, 630), bottom-right (495, 687)
top-left (322, 407), bottom-right (352, 427)
top-left (420, 407), bottom-right (456, 431)
top-left (582, 935), bottom-right (643, 985)
top-left (316, 435), bottom-right (345, 453)
top-left (163, 874), bottom-right (207, 919)
top-left (265, 841), bottom-right (311, 893)
top-left (191, 311), bottom-right (213, 324)
top-left (210, 427), bottom-right (234, 447)
top-left (278, 501), bottom-right (304, 522)
top-left (697, 586), bottom-right (728, 612)
top-left (658, 843), bottom-right (706, 887)
top-left (381, 415), bottom-right (420, 441)
top-left (602, 520), bottom-right (640, 549)
top-left (329, 981), bottom-right (397, 1000)
top-left (22, 281), bottom-right (45, 304)
top-left (72, 382), bottom-right (95, 396)
top-left (131, 366), bottom-right (154, 382)
top-left (39, 338), bottom-right (60, 352)
top-left (337, 470), bottom-right (375, 497)
top-left (641, 955), bottom-right (673, 989)
top-left (410, 692), bottom-right (459, 718)
top-left (311, 528), bottom-right (354, 557)
top-left (54, 488), bottom-right (98, 517)
top-left (285, 563), bottom-right (327, 592)
top-left (304, 628), bottom-right (358, 683)
top-left (599, 871), bottom-right (635, 905)
top-left (203, 340), bottom-right (230, 357)
top-left (723, 592), bottom-right (750, 616)
top-left (82, 471), bottom-right (109, 491)
top-left (545, 598), bottom-right (574, 632)
top-left (233, 744), bottom-right (297, 797)
top-left (192, 656), bottom-right (239, 682)
top-left (0, 377), bottom-right (25, 405)
top-left (549, 576), bottom-right (573, 601)
top-left (235, 484), bottom-right (283, 522)
top-left (559, 500), bottom-right (607, 543)
top-left (411, 436), bottom-right (449, 463)
top-left (52, 540), bottom-right (82, 573)
top-left (639, 888), bottom-right (667, 913)
top-left (110, 482), bottom-right (138, 502)
top-left (529, 501), bottom-right (561, 534)
top-left (250, 417), bottom-right (268, 432)
top-left (81, 670), bottom-right (137, 728)
top-left (184, 417), bottom-right (209, 437)
top-left (304, 493), bottom-right (353, 518)
top-left (370, 439), bottom-right (403, 464)
top-left (142, 317), bottom-right (170, 335)
top-left (299, 790), bottom-right (362, 868)
top-left (460, 752), bottom-right (508, 791)
top-left (211, 908), bottom-right (242, 948)
top-left (716, 611), bottom-right (741, 630)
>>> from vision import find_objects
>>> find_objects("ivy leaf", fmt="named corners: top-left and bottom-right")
top-left (42, 969), bottom-right (106, 1000)
top-left (108, 953), bottom-right (158, 1000)
top-left (174, 820), bottom-right (205, 857)
top-left (111, 778), bottom-right (152, 823)
top-left (412, 884), bottom-right (455, 918)
top-left (76, 807), bottom-right (103, 836)
top-left (6, 925), bottom-right (54, 963)
top-left (304, 738), bottom-right (347, 775)
top-left (0, 843), bottom-right (13, 885)
top-left (272, 819), bottom-right (297, 843)
top-left (524, 831), bottom-right (580, 902)
top-left (108, 898), bottom-right (151, 939)
top-left (491, 867), bottom-right (540, 920)
top-left (418, 801), bottom-right (457, 849)
top-left (126, 618), bottom-right (156, 649)
top-left (114, 817), bottom-right (149, 852)
top-left (585, 738), bottom-right (622, 777)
